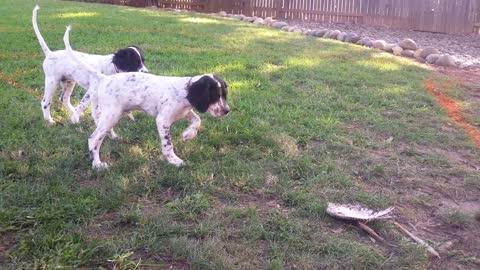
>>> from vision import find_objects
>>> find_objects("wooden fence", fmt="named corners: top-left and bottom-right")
top-left (72, 0), bottom-right (480, 34)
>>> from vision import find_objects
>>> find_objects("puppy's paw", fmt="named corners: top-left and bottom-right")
top-left (93, 162), bottom-right (109, 170)
top-left (46, 119), bottom-right (56, 125)
top-left (182, 129), bottom-right (198, 142)
top-left (70, 114), bottom-right (80, 124)
top-left (168, 157), bottom-right (185, 167)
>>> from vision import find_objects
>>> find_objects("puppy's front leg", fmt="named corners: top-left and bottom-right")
top-left (156, 117), bottom-right (184, 167)
top-left (182, 110), bottom-right (201, 142)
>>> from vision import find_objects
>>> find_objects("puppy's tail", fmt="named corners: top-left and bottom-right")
top-left (32, 5), bottom-right (51, 56)
top-left (63, 25), bottom-right (105, 81)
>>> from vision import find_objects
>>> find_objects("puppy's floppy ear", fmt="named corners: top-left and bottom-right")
top-left (112, 48), bottom-right (140, 72)
top-left (187, 76), bottom-right (211, 113)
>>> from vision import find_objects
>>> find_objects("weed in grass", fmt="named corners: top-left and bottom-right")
top-left (118, 206), bottom-right (141, 226)
top-left (442, 210), bottom-right (471, 228)
top-left (108, 251), bottom-right (141, 270)
top-left (165, 192), bottom-right (212, 221)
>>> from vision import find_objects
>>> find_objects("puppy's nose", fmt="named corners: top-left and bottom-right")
top-left (224, 108), bottom-right (230, 115)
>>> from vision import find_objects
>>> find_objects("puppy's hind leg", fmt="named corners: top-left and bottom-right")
top-left (41, 78), bottom-right (58, 124)
top-left (89, 94), bottom-right (117, 139)
top-left (59, 80), bottom-right (76, 114)
top-left (156, 117), bottom-right (184, 167)
top-left (88, 109), bottom-right (123, 169)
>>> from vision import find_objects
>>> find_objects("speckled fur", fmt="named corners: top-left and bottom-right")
top-left (32, 5), bottom-right (148, 124)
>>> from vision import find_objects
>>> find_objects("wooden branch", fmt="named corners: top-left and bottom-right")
top-left (357, 221), bottom-right (386, 243)
top-left (393, 221), bottom-right (441, 258)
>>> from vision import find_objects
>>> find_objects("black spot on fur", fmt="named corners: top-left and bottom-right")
top-left (60, 76), bottom-right (68, 82)
top-left (43, 105), bottom-right (47, 109)
top-left (88, 151), bottom-right (94, 161)
top-left (186, 75), bottom-right (226, 113)
top-left (112, 46), bottom-right (145, 72)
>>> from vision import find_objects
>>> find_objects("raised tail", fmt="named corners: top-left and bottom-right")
top-left (63, 25), bottom-right (104, 81)
top-left (32, 5), bottom-right (51, 56)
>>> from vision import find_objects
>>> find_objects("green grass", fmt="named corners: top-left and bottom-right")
top-left (1, 0), bottom-right (480, 269)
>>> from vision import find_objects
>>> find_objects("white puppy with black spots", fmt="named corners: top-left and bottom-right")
top-left (32, 5), bottom-right (148, 124)
top-left (63, 26), bottom-right (230, 169)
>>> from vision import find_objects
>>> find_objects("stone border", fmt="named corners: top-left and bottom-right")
top-left (210, 11), bottom-right (457, 68)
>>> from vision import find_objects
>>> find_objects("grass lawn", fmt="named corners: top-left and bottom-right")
top-left (1, 0), bottom-right (479, 269)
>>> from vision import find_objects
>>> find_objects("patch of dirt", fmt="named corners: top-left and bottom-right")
top-left (215, 192), bottom-right (287, 215)
top-left (0, 232), bottom-right (16, 263)
top-left (348, 137), bottom-right (480, 269)
top-left (86, 211), bottom-right (122, 241)
top-left (129, 248), bottom-right (189, 270)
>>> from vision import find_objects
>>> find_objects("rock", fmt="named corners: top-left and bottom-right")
top-left (417, 58), bottom-right (427, 63)
top-left (413, 49), bottom-right (423, 58)
top-left (323, 30), bottom-right (332, 38)
top-left (311, 28), bottom-right (327, 37)
top-left (288, 26), bottom-right (298, 32)
top-left (233, 14), bottom-right (245, 20)
top-left (344, 33), bottom-right (359, 43)
top-left (420, 47), bottom-right (440, 59)
top-left (317, 29), bottom-right (328, 37)
top-left (271, 21), bottom-right (288, 29)
top-left (281, 25), bottom-right (290, 31)
top-left (398, 38), bottom-right (418, 50)
top-left (264, 17), bottom-right (274, 26)
top-left (372, 40), bottom-right (387, 50)
top-left (365, 40), bottom-right (374, 47)
top-left (426, 54), bottom-right (440, 64)
top-left (337, 32), bottom-right (347, 41)
top-left (328, 30), bottom-right (341, 39)
top-left (392, 46), bottom-right (403, 56)
top-left (401, 49), bottom-right (415, 57)
top-left (302, 29), bottom-right (311, 35)
top-left (383, 43), bottom-right (396, 52)
top-left (435, 54), bottom-right (456, 67)
top-left (253, 18), bottom-right (264, 25)
top-left (218, 11), bottom-right (227, 17)
top-left (356, 37), bottom-right (371, 46)
top-left (293, 28), bottom-right (303, 33)
top-left (245, 16), bottom-right (257, 22)
top-left (349, 35), bottom-right (361, 44)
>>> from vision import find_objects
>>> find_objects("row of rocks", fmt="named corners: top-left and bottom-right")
top-left (216, 11), bottom-right (457, 68)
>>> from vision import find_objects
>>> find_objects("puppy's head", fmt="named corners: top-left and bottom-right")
top-left (112, 46), bottom-right (148, 73)
top-left (187, 75), bottom-right (230, 118)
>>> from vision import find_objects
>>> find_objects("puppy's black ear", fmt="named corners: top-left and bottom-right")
top-left (187, 76), bottom-right (211, 113)
top-left (112, 48), bottom-right (141, 72)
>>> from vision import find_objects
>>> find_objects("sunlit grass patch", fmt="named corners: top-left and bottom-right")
top-left (180, 17), bottom-right (222, 24)
top-left (53, 11), bottom-right (98, 18)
